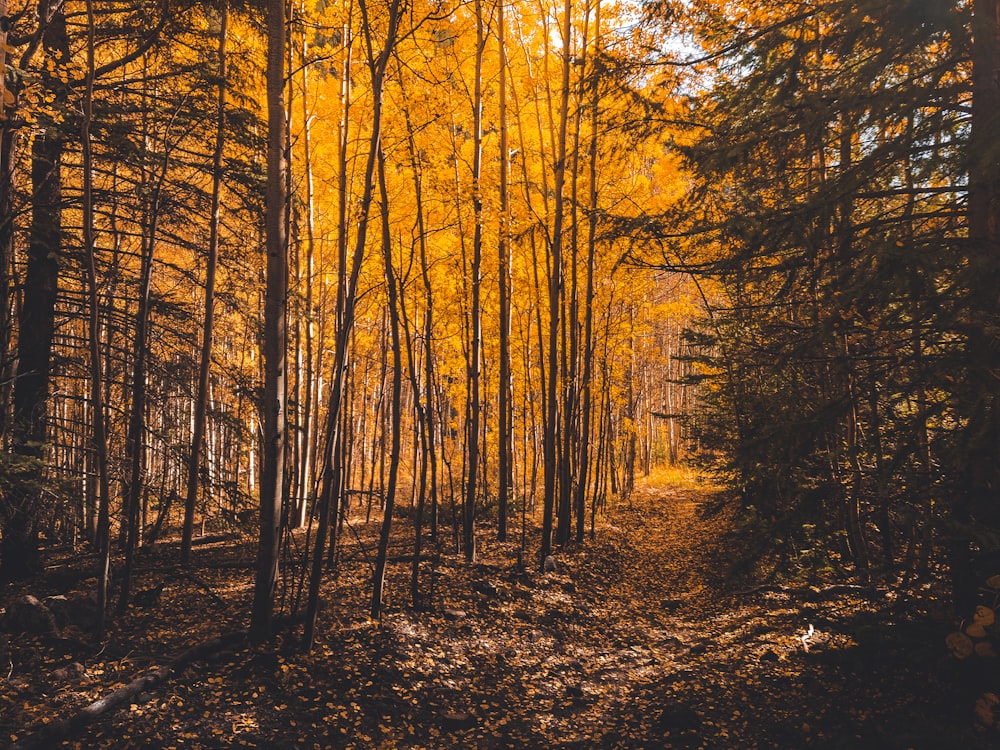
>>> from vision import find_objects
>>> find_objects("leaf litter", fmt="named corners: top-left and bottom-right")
top-left (1, 479), bottom-right (996, 748)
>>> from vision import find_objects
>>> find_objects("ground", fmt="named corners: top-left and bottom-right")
top-left (1, 474), bottom-right (997, 749)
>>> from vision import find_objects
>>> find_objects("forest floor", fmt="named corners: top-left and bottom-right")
top-left (2, 473), bottom-right (998, 749)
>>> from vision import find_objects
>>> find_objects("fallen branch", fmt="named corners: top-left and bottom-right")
top-left (8, 630), bottom-right (248, 750)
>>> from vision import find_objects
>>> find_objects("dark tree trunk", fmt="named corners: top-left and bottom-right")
top-left (574, 0), bottom-right (601, 545)
top-left (496, 0), bottom-right (513, 543)
top-left (251, 0), bottom-right (288, 643)
top-left (0, 0), bottom-right (14, 437)
top-left (81, 0), bottom-right (113, 636)
top-left (183, 1), bottom-right (229, 565)
top-left (1, 0), bottom-right (68, 583)
top-left (542, 0), bottom-right (573, 569)
top-left (463, 0), bottom-right (486, 564)
top-left (953, 0), bottom-right (1000, 612)
top-left (119, 155), bottom-right (162, 610)
top-left (394, 66), bottom-right (437, 607)
top-left (303, 0), bottom-right (402, 647)
top-left (370, 133), bottom-right (402, 621)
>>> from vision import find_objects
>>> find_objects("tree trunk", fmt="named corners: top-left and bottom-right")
top-left (1, 0), bottom-right (68, 583)
top-left (574, 0), bottom-right (601, 544)
top-left (395, 64), bottom-right (437, 606)
top-left (303, 0), bottom-right (402, 647)
top-left (81, 0), bottom-right (112, 634)
top-left (183, 1), bottom-right (229, 566)
top-left (370, 126), bottom-right (403, 621)
top-left (0, 0), bottom-right (13, 437)
top-left (296, 0), bottom-right (318, 528)
top-left (251, 0), bottom-right (289, 643)
top-left (954, 0), bottom-right (1000, 612)
top-left (462, 0), bottom-right (486, 564)
top-left (119, 117), bottom-right (168, 611)
top-left (541, 0), bottom-right (573, 569)
top-left (496, 0), bottom-right (513, 543)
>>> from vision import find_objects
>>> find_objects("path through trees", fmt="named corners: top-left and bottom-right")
top-left (2, 475), bottom-right (991, 748)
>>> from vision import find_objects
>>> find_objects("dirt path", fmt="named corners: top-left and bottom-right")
top-left (579, 483), bottom-right (985, 750)
top-left (4, 479), bottom-right (994, 749)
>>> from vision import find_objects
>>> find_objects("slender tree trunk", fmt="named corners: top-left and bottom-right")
top-left (541, 0), bottom-right (573, 568)
top-left (395, 65), bottom-right (437, 605)
top-left (81, 0), bottom-right (112, 634)
top-left (304, 0), bottom-right (402, 648)
top-left (462, 0), bottom-right (486, 564)
top-left (0, 0), bottom-right (13, 436)
top-left (558, 0), bottom-right (592, 546)
top-left (574, 0), bottom-right (600, 544)
top-left (251, 0), bottom-right (289, 643)
top-left (119, 131), bottom-right (167, 611)
top-left (497, 0), bottom-right (513, 543)
top-left (305, 7), bottom-right (354, 628)
top-left (182, 1), bottom-right (229, 565)
top-left (297, 0), bottom-right (318, 527)
top-left (370, 128), bottom-right (403, 621)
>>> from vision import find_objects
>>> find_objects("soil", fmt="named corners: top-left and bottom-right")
top-left (1, 478), bottom-right (996, 749)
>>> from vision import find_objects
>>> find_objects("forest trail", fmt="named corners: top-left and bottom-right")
top-left (1, 478), bottom-right (992, 749)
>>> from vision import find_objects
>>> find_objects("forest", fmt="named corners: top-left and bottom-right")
top-left (1, 0), bottom-right (999, 747)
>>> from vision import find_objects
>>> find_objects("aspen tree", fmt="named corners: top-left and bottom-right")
top-left (183, 1), bottom-right (229, 566)
top-left (81, 0), bottom-right (112, 635)
top-left (542, 0), bottom-right (573, 568)
top-left (463, 0), bottom-right (486, 563)
top-left (252, 0), bottom-right (289, 643)
top-left (497, 0), bottom-right (513, 543)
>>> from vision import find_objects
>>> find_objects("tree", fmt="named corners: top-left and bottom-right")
top-left (541, 0), bottom-right (573, 568)
top-left (183, 0), bottom-right (230, 567)
top-left (1, 0), bottom-right (70, 583)
top-left (496, 0), bottom-right (513, 544)
top-left (574, 0), bottom-right (601, 544)
top-left (304, 0), bottom-right (405, 647)
top-left (953, 0), bottom-right (1000, 610)
top-left (81, 0), bottom-right (113, 634)
top-left (369, 93), bottom-right (404, 621)
top-left (658, 0), bottom-right (972, 583)
top-left (251, 0), bottom-right (289, 643)
top-left (462, 0), bottom-right (486, 564)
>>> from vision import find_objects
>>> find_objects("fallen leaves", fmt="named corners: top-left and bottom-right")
top-left (2, 481), bottom-right (997, 748)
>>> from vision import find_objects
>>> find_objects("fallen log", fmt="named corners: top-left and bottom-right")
top-left (8, 630), bottom-right (248, 750)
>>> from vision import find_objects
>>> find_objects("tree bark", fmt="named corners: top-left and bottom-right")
top-left (183, 2), bottom-right (229, 565)
top-left (251, 0), bottom-right (289, 643)
top-left (574, 0), bottom-right (601, 544)
top-left (497, 0), bottom-right (513, 543)
top-left (370, 123), bottom-right (403, 621)
top-left (304, 0), bottom-right (402, 647)
top-left (541, 0), bottom-right (573, 568)
top-left (1, 0), bottom-right (68, 583)
top-left (954, 0), bottom-right (1000, 612)
top-left (80, 0), bottom-right (113, 635)
top-left (463, 0), bottom-right (486, 564)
